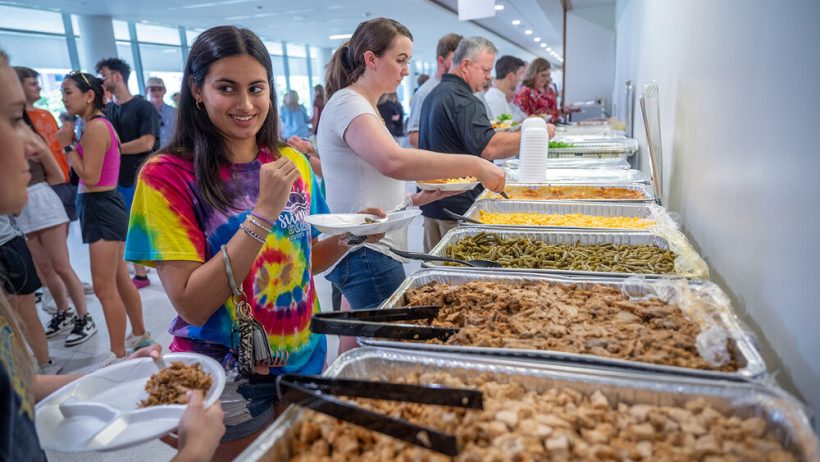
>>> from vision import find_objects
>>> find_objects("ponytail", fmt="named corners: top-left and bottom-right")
top-left (324, 18), bottom-right (413, 98)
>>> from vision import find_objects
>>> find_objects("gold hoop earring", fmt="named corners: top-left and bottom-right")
top-left (196, 100), bottom-right (204, 110)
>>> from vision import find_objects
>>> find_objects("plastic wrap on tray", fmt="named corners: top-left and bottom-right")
top-left (367, 269), bottom-right (765, 380)
top-left (502, 157), bottom-right (632, 170)
top-left (479, 183), bottom-right (656, 203)
top-left (429, 228), bottom-right (709, 280)
top-left (504, 168), bottom-right (650, 184)
top-left (463, 200), bottom-right (680, 233)
top-left (236, 349), bottom-right (818, 462)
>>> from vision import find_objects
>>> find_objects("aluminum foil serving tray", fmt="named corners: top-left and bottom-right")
top-left (478, 182), bottom-right (656, 203)
top-left (236, 348), bottom-right (816, 461)
top-left (427, 227), bottom-right (708, 279)
top-left (362, 269), bottom-right (766, 382)
top-left (462, 200), bottom-right (676, 232)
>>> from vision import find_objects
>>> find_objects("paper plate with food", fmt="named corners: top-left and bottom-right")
top-left (35, 352), bottom-right (225, 452)
top-left (305, 209), bottom-right (422, 236)
top-left (416, 176), bottom-right (480, 192)
top-left (491, 113), bottom-right (521, 131)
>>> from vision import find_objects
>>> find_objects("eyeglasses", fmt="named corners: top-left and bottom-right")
top-left (147, 86), bottom-right (165, 92)
top-left (69, 70), bottom-right (92, 87)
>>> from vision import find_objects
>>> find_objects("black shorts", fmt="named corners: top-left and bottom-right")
top-left (51, 183), bottom-right (78, 222)
top-left (77, 190), bottom-right (129, 244)
top-left (0, 236), bottom-right (42, 295)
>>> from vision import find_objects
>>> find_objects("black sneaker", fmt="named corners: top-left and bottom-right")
top-left (45, 310), bottom-right (76, 338)
top-left (65, 315), bottom-right (97, 347)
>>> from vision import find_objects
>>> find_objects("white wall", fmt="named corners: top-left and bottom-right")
top-left (613, 0), bottom-right (820, 420)
top-left (564, 3), bottom-right (616, 110)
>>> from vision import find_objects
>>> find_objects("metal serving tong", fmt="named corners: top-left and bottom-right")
top-left (311, 305), bottom-right (458, 341)
top-left (277, 374), bottom-right (484, 456)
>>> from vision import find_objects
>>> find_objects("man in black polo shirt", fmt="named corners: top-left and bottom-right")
top-left (418, 37), bottom-right (554, 251)
top-left (96, 57), bottom-right (160, 290)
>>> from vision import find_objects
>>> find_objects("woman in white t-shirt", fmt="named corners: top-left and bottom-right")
top-left (317, 18), bottom-right (506, 311)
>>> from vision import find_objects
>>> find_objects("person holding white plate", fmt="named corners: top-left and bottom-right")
top-left (0, 47), bottom-right (224, 462)
top-left (319, 18), bottom-right (507, 314)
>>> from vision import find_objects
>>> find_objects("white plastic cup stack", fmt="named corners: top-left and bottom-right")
top-left (518, 117), bottom-right (549, 183)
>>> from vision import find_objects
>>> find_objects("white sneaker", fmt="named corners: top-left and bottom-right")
top-left (125, 331), bottom-right (153, 352)
top-left (40, 289), bottom-right (58, 314)
top-left (44, 309), bottom-right (76, 337)
top-left (38, 358), bottom-right (64, 375)
top-left (98, 352), bottom-right (126, 369)
top-left (65, 315), bottom-right (97, 347)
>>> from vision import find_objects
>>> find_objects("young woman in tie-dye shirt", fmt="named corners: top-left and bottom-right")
top-left (123, 26), bottom-right (382, 458)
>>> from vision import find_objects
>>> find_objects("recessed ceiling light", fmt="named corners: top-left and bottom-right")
top-left (540, 43), bottom-right (547, 48)
top-left (512, 19), bottom-right (521, 25)
top-left (524, 29), bottom-right (533, 35)
top-left (546, 47), bottom-right (552, 51)
top-left (494, 4), bottom-right (504, 10)
top-left (328, 33), bottom-right (352, 40)
top-left (534, 37), bottom-right (541, 42)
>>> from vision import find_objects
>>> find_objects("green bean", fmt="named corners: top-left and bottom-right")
top-left (444, 233), bottom-right (677, 274)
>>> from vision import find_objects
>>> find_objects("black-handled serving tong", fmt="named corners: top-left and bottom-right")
top-left (311, 305), bottom-right (458, 342)
top-left (276, 374), bottom-right (483, 456)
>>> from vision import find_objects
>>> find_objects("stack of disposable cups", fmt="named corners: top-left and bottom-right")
top-left (517, 117), bottom-right (549, 183)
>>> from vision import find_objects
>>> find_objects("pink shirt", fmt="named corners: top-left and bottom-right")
top-left (77, 117), bottom-right (121, 188)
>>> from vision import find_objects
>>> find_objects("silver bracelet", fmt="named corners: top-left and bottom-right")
top-left (247, 215), bottom-right (272, 234)
top-left (240, 224), bottom-right (266, 245)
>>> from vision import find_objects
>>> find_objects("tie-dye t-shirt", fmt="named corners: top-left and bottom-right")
top-left (124, 146), bottom-right (328, 373)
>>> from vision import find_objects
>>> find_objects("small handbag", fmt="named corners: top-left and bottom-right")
top-left (221, 245), bottom-right (288, 376)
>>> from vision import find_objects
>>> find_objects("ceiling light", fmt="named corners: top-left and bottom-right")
top-left (540, 43), bottom-right (547, 48)
top-left (524, 29), bottom-right (533, 35)
top-left (512, 19), bottom-right (521, 25)
top-left (546, 47), bottom-right (552, 51)
top-left (328, 33), bottom-right (352, 40)
top-left (534, 37), bottom-right (541, 42)
top-left (494, 4), bottom-right (504, 10)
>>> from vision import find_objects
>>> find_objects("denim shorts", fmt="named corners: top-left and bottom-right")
top-left (220, 337), bottom-right (327, 441)
top-left (325, 247), bottom-right (406, 310)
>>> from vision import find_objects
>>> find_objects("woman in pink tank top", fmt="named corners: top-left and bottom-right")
top-left (60, 72), bottom-right (147, 365)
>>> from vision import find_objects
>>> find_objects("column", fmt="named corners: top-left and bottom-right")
top-left (75, 15), bottom-right (117, 73)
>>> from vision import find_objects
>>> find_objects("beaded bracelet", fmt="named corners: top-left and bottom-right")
top-left (247, 215), bottom-right (272, 234)
top-left (240, 224), bottom-right (266, 245)
top-left (249, 211), bottom-right (276, 228)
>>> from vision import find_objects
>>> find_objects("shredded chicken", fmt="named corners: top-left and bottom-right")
top-left (139, 361), bottom-right (212, 407)
top-left (403, 281), bottom-right (738, 371)
top-left (285, 372), bottom-right (794, 461)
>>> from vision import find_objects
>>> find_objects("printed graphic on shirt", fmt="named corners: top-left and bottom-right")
top-left (124, 146), bottom-right (329, 371)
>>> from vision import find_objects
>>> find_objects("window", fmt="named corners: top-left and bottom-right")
top-left (113, 20), bottom-right (131, 41)
top-left (140, 44), bottom-right (183, 103)
top-left (287, 56), bottom-right (311, 113)
top-left (136, 23), bottom-right (180, 45)
top-left (310, 46), bottom-right (323, 93)
top-left (0, 5), bottom-right (64, 34)
top-left (186, 29), bottom-right (202, 46)
top-left (115, 42), bottom-right (140, 95)
top-left (270, 55), bottom-right (288, 101)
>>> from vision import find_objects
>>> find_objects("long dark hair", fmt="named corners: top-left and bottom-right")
top-left (168, 25), bottom-right (282, 213)
top-left (325, 18), bottom-right (413, 98)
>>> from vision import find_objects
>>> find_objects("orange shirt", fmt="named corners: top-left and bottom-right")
top-left (27, 108), bottom-right (69, 183)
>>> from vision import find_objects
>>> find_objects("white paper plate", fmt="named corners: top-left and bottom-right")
top-left (305, 209), bottom-right (422, 236)
top-left (416, 180), bottom-right (480, 192)
top-left (35, 352), bottom-right (226, 452)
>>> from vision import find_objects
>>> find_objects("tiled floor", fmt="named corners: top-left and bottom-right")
top-left (44, 191), bottom-right (424, 462)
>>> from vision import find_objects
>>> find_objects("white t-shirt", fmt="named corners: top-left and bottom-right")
top-left (406, 75), bottom-right (440, 133)
top-left (317, 87), bottom-right (408, 264)
top-left (484, 86), bottom-right (526, 122)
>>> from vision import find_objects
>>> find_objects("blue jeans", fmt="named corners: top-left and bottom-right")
top-left (326, 247), bottom-right (406, 310)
